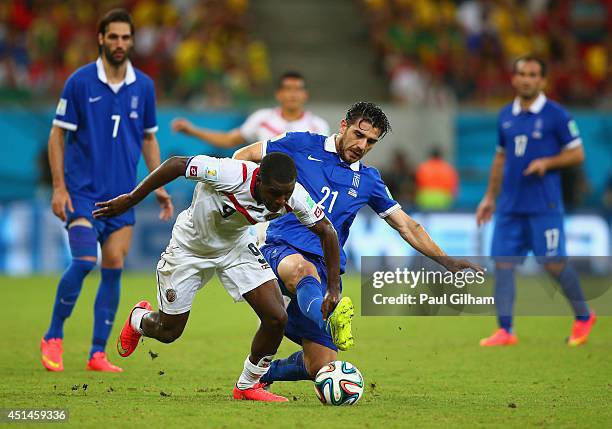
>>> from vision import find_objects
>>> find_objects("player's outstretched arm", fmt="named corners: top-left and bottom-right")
top-left (309, 217), bottom-right (342, 319)
top-left (385, 209), bottom-right (482, 273)
top-left (93, 156), bottom-right (189, 218)
top-left (171, 117), bottom-right (245, 148)
top-left (142, 132), bottom-right (174, 221)
top-left (232, 141), bottom-right (264, 162)
top-left (476, 150), bottom-right (505, 226)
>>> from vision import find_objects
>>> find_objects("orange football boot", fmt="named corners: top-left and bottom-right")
top-left (41, 337), bottom-right (64, 372)
top-left (117, 300), bottom-right (152, 357)
top-left (479, 328), bottom-right (518, 347)
top-left (233, 385), bottom-right (288, 402)
top-left (86, 352), bottom-right (123, 372)
top-left (568, 311), bottom-right (596, 346)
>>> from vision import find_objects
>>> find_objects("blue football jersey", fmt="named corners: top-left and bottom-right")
top-left (263, 132), bottom-right (400, 271)
top-left (53, 58), bottom-right (158, 202)
top-left (496, 93), bottom-right (582, 214)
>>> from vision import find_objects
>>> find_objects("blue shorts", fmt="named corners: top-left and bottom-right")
top-left (260, 241), bottom-right (341, 352)
top-left (491, 212), bottom-right (566, 262)
top-left (67, 196), bottom-right (135, 245)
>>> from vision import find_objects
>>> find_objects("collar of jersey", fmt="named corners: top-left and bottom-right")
top-left (96, 57), bottom-right (136, 86)
top-left (324, 134), bottom-right (360, 172)
top-left (512, 92), bottom-right (546, 116)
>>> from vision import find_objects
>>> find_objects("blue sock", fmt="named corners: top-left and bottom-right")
top-left (45, 259), bottom-right (95, 340)
top-left (495, 267), bottom-right (515, 333)
top-left (555, 265), bottom-right (590, 321)
top-left (296, 276), bottom-right (325, 331)
top-left (260, 351), bottom-right (310, 383)
top-left (90, 268), bottom-right (121, 358)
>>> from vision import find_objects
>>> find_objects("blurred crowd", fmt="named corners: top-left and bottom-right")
top-left (0, 0), bottom-right (271, 106)
top-left (362, 0), bottom-right (612, 108)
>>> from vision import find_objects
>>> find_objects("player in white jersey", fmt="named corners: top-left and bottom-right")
top-left (92, 152), bottom-right (341, 402)
top-left (171, 71), bottom-right (330, 147)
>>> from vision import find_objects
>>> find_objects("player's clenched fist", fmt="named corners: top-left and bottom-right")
top-left (93, 194), bottom-right (136, 218)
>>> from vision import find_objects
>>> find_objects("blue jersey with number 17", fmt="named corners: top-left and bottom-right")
top-left (496, 93), bottom-right (582, 214)
top-left (263, 132), bottom-right (401, 272)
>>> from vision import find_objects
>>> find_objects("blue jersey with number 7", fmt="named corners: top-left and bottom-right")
top-left (263, 131), bottom-right (400, 272)
top-left (52, 58), bottom-right (158, 202)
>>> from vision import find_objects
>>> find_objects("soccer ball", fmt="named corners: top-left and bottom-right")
top-left (313, 360), bottom-right (364, 405)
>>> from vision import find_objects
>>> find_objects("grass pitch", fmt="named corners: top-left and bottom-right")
top-left (1, 273), bottom-right (611, 428)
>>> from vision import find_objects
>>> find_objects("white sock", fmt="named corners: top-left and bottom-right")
top-left (236, 354), bottom-right (274, 390)
top-left (130, 308), bottom-right (149, 334)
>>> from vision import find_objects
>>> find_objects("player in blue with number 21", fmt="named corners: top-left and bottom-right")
top-left (234, 102), bottom-right (480, 384)
top-left (41, 9), bottom-right (173, 372)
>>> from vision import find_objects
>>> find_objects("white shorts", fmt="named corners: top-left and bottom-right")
top-left (155, 239), bottom-right (277, 315)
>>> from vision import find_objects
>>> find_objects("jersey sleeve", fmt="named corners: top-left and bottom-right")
top-left (555, 108), bottom-right (582, 149)
top-left (143, 78), bottom-right (158, 134)
top-left (368, 169), bottom-right (401, 218)
top-left (185, 155), bottom-right (245, 191)
top-left (287, 182), bottom-right (325, 227)
top-left (52, 75), bottom-right (79, 131)
top-left (239, 109), bottom-right (269, 142)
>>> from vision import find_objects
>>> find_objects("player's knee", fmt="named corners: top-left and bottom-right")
top-left (262, 307), bottom-right (288, 332)
top-left (157, 327), bottom-right (182, 344)
top-left (286, 260), bottom-right (318, 288)
top-left (67, 221), bottom-right (98, 262)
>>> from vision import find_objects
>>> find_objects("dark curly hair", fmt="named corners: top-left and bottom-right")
top-left (345, 102), bottom-right (391, 139)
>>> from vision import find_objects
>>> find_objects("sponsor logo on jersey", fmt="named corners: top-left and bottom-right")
top-left (261, 263), bottom-right (270, 270)
top-left (129, 111), bottom-right (138, 119)
top-left (307, 155), bottom-right (323, 162)
top-left (56, 98), bottom-right (67, 115)
top-left (205, 167), bottom-right (218, 181)
top-left (348, 188), bottom-right (358, 198)
top-left (352, 173), bottom-right (360, 188)
top-left (166, 289), bottom-right (177, 302)
top-left (189, 165), bottom-right (198, 177)
top-left (88, 96), bottom-right (102, 103)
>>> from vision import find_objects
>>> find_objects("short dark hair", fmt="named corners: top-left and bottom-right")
top-left (512, 54), bottom-right (547, 77)
top-left (277, 71), bottom-right (305, 89)
top-left (97, 9), bottom-right (134, 37)
top-left (260, 152), bottom-right (297, 184)
top-left (345, 102), bottom-right (391, 138)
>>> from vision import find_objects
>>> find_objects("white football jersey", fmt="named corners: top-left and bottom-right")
top-left (172, 155), bottom-right (325, 255)
top-left (239, 107), bottom-right (330, 142)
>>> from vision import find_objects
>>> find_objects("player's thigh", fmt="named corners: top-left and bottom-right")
top-left (156, 243), bottom-right (215, 315)
top-left (241, 279), bottom-right (287, 324)
top-left (529, 213), bottom-right (566, 259)
top-left (277, 254), bottom-right (320, 294)
top-left (491, 214), bottom-right (529, 258)
top-left (67, 217), bottom-right (98, 263)
top-left (302, 338), bottom-right (337, 378)
top-left (101, 225), bottom-right (133, 268)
